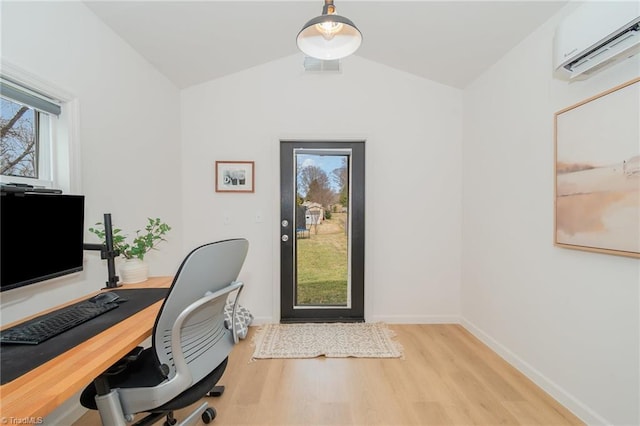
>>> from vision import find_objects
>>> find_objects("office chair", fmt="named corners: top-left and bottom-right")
top-left (80, 239), bottom-right (249, 426)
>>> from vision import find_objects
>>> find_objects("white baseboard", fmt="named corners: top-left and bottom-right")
top-left (367, 314), bottom-right (460, 324)
top-left (251, 315), bottom-right (460, 325)
top-left (250, 316), bottom-right (273, 325)
top-left (460, 317), bottom-right (609, 426)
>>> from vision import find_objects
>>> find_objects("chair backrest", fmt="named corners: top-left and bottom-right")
top-left (152, 239), bottom-right (248, 387)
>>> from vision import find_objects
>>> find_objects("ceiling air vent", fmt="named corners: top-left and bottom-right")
top-left (303, 57), bottom-right (341, 72)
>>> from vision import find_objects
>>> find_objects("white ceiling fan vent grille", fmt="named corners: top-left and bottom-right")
top-left (303, 57), bottom-right (341, 73)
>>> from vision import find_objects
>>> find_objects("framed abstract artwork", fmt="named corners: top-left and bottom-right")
top-left (554, 78), bottom-right (640, 258)
top-left (215, 161), bottom-right (255, 193)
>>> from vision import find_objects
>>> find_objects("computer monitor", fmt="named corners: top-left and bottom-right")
top-left (0, 192), bottom-right (85, 292)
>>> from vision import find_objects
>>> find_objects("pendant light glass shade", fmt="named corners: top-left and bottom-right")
top-left (296, 1), bottom-right (362, 60)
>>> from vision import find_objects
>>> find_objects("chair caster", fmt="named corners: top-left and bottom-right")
top-left (207, 385), bottom-right (225, 397)
top-left (163, 412), bottom-right (177, 425)
top-left (202, 407), bottom-right (216, 424)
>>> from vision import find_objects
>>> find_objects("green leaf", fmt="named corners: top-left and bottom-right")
top-left (88, 217), bottom-right (170, 260)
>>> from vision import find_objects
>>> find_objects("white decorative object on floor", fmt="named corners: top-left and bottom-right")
top-left (224, 299), bottom-right (253, 339)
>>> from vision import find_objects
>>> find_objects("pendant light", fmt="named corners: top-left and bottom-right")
top-left (296, 0), bottom-right (362, 60)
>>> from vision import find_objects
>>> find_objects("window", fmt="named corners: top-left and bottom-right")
top-left (0, 64), bottom-right (78, 194)
top-left (1, 75), bottom-right (65, 190)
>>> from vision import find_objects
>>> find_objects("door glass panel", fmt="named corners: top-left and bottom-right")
top-left (294, 150), bottom-right (350, 307)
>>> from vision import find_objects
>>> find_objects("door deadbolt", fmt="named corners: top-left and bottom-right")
top-left (281, 219), bottom-right (289, 227)
top-left (281, 235), bottom-right (289, 242)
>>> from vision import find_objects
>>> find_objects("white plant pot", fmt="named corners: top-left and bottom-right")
top-left (120, 258), bottom-right (149, 284)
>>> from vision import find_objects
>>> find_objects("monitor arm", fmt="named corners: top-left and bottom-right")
top-left (84, 213), bottom-right (121, 289)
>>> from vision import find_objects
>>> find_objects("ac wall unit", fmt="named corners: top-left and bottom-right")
top-left (553, 2), bottom-right (640, 80)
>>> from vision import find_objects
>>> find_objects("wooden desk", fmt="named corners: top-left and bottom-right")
top-left (0, 276), bottom-right (172, 420)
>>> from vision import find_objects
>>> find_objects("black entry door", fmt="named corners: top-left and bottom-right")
top-left (280, 141), bottom-right (365, 322)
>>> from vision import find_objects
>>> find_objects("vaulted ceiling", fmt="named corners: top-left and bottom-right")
top-left (84, 1), bottom-right (568, 89)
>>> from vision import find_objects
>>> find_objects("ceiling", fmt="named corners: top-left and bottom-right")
top-left (84, 0), bottom-right (568, 89)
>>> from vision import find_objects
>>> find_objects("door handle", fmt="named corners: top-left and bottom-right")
top-left (281, 235), bottom-right (289, 242)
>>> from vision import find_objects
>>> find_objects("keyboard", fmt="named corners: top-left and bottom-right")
top-left (0, 300), bottom-right (119, 345)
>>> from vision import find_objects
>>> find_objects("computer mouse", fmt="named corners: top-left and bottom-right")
top-left (89, 291), bottom-right (121, 305)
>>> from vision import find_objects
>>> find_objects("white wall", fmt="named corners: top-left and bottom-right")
top-left (180, 54), bottom-right (463, 324)
top-left (461, 4), bottom-right (640, 425)
top-left (0, 1), bottom-right (183, 325)
top-left (7, 1), bottom-right (636, 425)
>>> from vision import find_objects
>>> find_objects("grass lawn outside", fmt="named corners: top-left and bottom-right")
top-left (296, 213), bottom-right (348, 305)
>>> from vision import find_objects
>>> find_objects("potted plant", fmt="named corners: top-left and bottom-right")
top-left (89, 217), bottom-right (171, 283)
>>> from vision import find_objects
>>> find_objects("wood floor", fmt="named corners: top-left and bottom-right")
top-left (75, 324), bottom-right (584, 425)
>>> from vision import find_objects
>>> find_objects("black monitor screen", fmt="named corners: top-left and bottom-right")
top-left (1, 193), bottom-right (85, 292)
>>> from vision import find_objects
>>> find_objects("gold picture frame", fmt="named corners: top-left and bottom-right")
top-left (554, 78), bottom-right (640, 258)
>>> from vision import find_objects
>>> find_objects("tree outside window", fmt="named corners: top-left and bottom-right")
top-left (1, 97), bottom-right (38, 178)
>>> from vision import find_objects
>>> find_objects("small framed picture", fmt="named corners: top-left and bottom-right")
top-left (215, 161), bottom-right (255, 193)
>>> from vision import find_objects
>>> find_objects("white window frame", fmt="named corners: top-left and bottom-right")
top-left (0, 60), bottom-right (80, 194)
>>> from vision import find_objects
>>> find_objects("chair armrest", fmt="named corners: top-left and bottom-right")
top-left (229, 281), bottom-right (244, 344)
top-left (104, 346), bottom-right (145, 376)
top-left (93, 346), bottom-right (145, 396)
top-left (170, 281), bottom-right (244, 385)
